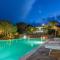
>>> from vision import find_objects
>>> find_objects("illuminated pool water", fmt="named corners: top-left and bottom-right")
top-left (0, 38), bottom-right (46, 60)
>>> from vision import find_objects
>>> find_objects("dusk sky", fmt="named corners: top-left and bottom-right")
top-left (0, 0), bottom-right (60, 24)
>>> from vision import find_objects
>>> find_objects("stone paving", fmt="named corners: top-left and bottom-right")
top-left (26, 47), bottom-right (57, 60)
top-left (21, 47), bottom-right (60, 60)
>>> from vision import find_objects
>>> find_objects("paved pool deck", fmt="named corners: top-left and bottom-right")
top-left (21, 38), bottom-right (60, 60)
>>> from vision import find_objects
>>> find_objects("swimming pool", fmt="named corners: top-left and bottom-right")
top-left (0, 38), bottom-right (46, 60)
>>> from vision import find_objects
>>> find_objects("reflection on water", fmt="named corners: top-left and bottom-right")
top-left (0, 38), bottom-right (46, 60)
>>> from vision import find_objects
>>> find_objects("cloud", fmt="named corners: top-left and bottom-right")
top-left (22, 0), bottom-right (36, 19)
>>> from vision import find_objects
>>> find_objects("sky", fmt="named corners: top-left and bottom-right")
top-left (0, 0), bottom-right (60, 24)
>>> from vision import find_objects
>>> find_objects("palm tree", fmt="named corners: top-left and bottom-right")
top-left (49, 21), bottom-right (58, 26)
top-left (48, 20), bottom-right (59, 37)
top-left (0, 20), bottom-right (17, 39)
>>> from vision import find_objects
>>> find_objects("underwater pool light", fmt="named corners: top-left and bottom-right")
top-left (23, 35), bottom-right (27, 39)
